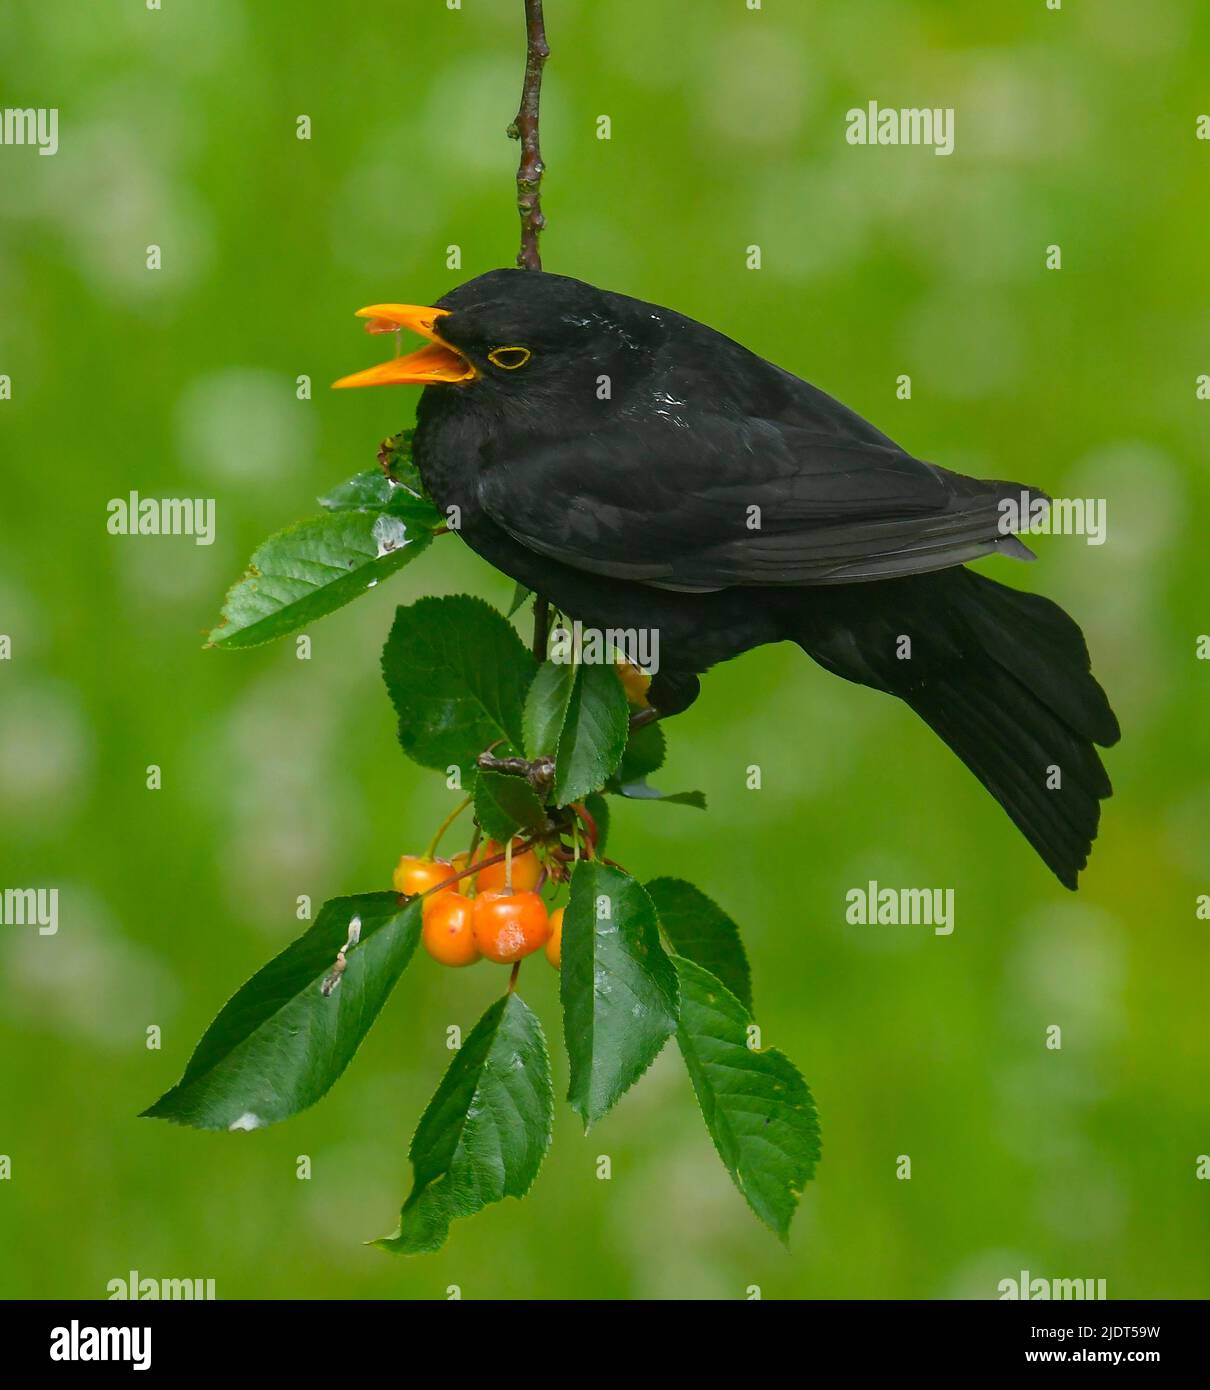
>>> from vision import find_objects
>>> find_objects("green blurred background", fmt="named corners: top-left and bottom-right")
top-left (2, 0), bottom-right (1208, 1300)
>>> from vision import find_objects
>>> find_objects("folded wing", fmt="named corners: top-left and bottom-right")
top-left (477, 415), bottom-right (1041, 589)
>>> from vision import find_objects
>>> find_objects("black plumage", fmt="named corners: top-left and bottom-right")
top-left (344, 268), bottom-right (1119, 888)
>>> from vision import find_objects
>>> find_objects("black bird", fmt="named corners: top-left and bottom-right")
top-left (335, 268), bottom-right (1119, 888)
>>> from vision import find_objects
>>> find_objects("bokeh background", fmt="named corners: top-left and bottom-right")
top-left (2, 0), bottom-right (1208, 1300)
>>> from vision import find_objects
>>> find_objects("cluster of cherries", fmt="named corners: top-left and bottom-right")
top-left (394, 838), bottom-right (564, 970)
top-left (395, 662), bottom-right (650, 973)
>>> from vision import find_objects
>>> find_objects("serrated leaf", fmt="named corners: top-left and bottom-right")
top-left (141, 894), bottom-right (420, 1131)
top-left (522, 660), bottom-right (575, 759)
top-left (208, 510), bottom-right (433, 649)
top-left (377, 992), bottom-right (553, 1255)
top-left (674, 955), bottom-right (820, 1242)
top-left (610, 779), bottom-right (706, 809)
top-left (561, 862), bottom-right (679, 1128)
top-left (648, 878), bottom-right (752, 1011)
top-left (553, 663), bottom-right (630, 806)
top-left (617, 720), bottom-right (665, 783)
top-left (382, 595), bottom-right (535, 780)
top-left (474, 769), bottom-right (548, 843)
top-left (507, 581), bottom-right (533, 618)
top-left (319, 469), bottom-right (441, 529)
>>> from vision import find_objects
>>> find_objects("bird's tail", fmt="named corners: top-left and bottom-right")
top-left (788, 568), bottom-right (1120, 888)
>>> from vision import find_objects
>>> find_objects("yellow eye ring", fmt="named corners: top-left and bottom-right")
top-left (488, 345), bottom-right (532, 370)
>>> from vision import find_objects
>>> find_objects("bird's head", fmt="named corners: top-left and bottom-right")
top-left (332, 268), bottom-right (653, 409)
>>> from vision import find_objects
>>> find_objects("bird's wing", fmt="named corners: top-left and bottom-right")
top-left (476, 415), bottom-right (1037, 588)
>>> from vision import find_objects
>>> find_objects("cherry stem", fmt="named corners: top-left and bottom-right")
top-left (425, 795), bottom-right (471, 860)
top-left (508, 960), bottom-right (522, 993)
top-left (570, 802), bottom-right (598, 858)
top-left (465, 825), bottom-right (482, 898)
top-left (414, 836), bottom-right (538, 900)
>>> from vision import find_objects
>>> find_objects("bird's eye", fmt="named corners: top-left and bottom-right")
top-left (487, 345), bottom-right (532, 370)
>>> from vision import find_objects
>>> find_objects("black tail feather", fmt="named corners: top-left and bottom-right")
top-left (792, 569), bottom-right (1118, 889)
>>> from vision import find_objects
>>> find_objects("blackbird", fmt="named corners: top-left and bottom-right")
top-left (335, 268), bottom-right (1119, 889)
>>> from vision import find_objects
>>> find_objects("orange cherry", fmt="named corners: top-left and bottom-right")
top-left (471, 890), bottom-right (550, 964)
top-left (421, 893), bottom-right (480, 967)
top-left (393, 854), bottom-right (455, 897)
top-left (474, 838), bottom-right (541, 895)
top-left (544, 907), bottom-right (564, 969)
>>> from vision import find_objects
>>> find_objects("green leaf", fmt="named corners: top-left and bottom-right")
top-left (610, 779), bottom-right (706, 809)
top-left (474, 769), bottom-right (548, 843)
top-left (561, 862), bottom-right (679, 1128)
top-left (208, 510), bottom-right (433, 649)
top-left (522, 660), bottom-right (575, 759)
top-left (377, 427), bottom-right (423, 493)
top-left (382, 595), bottom-right (535, 780)
top-left (523, 661), bottom-right (629, 804)
top-left (141, 894), bottom-right (421, 1131)
top-left (618, 720), bottom-right (665, 782)
top-left (377, 992), bottom-right (553, 1255)
top-left (648, 878), bottom-right (752, 1012)
top-left (319, 469), bottom-right (441, 530)
top-left (507, 581), bottom-right (533, 618)
top-left (553, 663), bottom-right (630, 806)
top-left (674, 955), bottom-right (821, 1242)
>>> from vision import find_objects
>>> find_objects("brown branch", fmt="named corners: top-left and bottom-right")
top-left (509, 0), bottom-right (549, 271)
top-left (508, 2), bottom-right (552, 649)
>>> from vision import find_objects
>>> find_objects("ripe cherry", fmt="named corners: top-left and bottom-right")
top-left (421, 893), bottom-right (481, 967)
top-left (471, 890), bottom-right (550, 964)
top-left (393, 854), bottom-right (455, 897)
top-left (474, 838), bottom-right (541, 894)
top-left (544, 907), bottom-right (564, 969)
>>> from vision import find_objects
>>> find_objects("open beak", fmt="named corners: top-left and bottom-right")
top-left (332, 304), bottom-right (477, 389)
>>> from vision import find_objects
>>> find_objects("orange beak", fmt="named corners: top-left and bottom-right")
top-left (332, 304), bottom-right (478, 389)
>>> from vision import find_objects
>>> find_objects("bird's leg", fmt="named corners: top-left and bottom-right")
top-left (532, 592), bottom-right (551, 661)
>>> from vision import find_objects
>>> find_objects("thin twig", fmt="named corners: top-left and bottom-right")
top-left (425, 794), bottom-right (471, 860)
top-left (509, 0), bottom-right (549, 271)
top-left (408, 838), bottom-right (540, 900)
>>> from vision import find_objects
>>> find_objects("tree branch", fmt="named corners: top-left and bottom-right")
top-left (510, 1), bottom-right (552, 655)
top-left (509, 0), bottom-right (549, 271)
